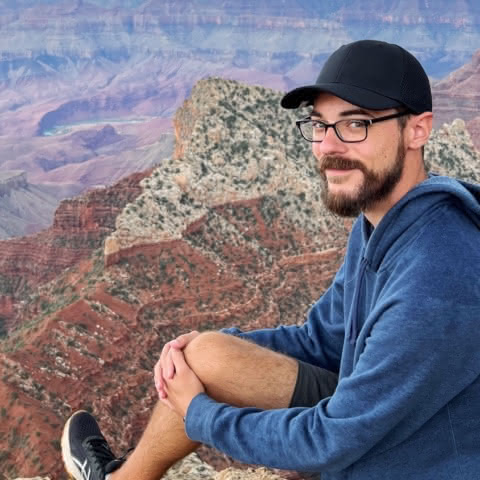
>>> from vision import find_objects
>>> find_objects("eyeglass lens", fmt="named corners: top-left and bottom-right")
top-left (300, 120), bottom-right (367, 142)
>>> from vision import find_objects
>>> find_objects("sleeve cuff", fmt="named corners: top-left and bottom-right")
top-left (184, 392), bottom-right (221, 443)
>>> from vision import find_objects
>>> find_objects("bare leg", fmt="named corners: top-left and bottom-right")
top-left (109, 332), bottom-right (299, 480)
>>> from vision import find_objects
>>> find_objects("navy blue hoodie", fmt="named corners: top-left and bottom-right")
top-left (185, 175), bottom-right (480, 479)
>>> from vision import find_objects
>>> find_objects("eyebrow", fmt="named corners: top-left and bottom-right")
top-left (310, 108), bottom-right (373, 118)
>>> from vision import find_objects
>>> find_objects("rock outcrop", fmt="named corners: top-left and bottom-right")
top-left (107, 77), bottom-right (348, 256)
top-left (425, 118), bottom-right (480, 179)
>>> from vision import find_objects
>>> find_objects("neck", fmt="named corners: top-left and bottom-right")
top-left (364, 159), bottom-right (428, 228)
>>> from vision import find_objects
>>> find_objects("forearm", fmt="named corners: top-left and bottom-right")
top-left (185, 393), bottom-right (358, 472)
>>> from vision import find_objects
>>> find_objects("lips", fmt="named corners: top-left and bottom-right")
top-left (324, 168), bottom-right (356, 176)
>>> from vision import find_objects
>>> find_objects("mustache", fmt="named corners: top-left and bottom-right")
top-left (318, 156), bottom-right (366, 174)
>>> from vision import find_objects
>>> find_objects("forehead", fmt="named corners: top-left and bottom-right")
top-left (313, 92), bottom-right (361, 113)
top-left (312, 92), bottom-right (375, 117)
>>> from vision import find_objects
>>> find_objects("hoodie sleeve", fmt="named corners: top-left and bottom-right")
top-left (221, 262), bottom-right (346, 372)
top-left (185, 246), bottom-right (480, 472)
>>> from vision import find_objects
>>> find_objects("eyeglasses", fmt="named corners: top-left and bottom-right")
top-left (295, 111), bottom-right (409, 143)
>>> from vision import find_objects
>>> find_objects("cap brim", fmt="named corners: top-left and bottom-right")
top-left (280, 83), bottom-right (403, 111)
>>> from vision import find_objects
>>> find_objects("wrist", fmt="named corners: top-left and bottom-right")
top-left (182, 394), bottom-right (196, 418)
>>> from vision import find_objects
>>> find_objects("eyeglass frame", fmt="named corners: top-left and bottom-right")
top-left (295, 111), bottom-right (410, 143)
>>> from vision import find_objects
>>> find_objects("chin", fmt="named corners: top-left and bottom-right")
top-left (327, 180), bottom-right (362, 197)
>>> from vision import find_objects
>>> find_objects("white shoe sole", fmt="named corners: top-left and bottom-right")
top-left (61, 410), bottom-right (89, 480)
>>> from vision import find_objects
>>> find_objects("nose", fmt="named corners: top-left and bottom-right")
top-left (312, 126), bottom-right (348, 159)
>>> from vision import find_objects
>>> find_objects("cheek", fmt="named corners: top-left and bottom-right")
top-left (371, 148), bottom-right (393, 172)
top-left (372, 132), bottom-right (402, 169)
top-left (312, 142), bottom-right (322, 160)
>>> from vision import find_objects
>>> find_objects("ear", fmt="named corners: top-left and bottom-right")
top-left (405, 112), bottom-right (433, 151)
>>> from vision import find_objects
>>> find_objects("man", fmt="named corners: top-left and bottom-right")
top-left (61, 40), bottom-right (480, 480)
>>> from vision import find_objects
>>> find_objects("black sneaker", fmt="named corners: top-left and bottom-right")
top-left (61, 410), bottom-right (125, 480)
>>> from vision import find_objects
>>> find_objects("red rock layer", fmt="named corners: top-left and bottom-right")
top-left (0, 170), bottom-right (150, 329)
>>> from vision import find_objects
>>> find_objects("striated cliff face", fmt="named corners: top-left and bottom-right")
top-left (0, 170), bottom-right (150, 332)
top-left (1, 77), bottom-right (480, 479)
top-left (1, 1), bottom-right (479, 90)
top-left (432, 49), bottom-right (480, 151)
top-left (1, 1), bottom-right (479, 132)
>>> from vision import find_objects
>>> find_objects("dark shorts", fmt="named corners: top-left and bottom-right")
top-left (289, 360), bottom-right (339, 408)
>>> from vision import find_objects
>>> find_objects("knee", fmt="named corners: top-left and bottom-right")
top-left (183, 331), bottom-right (233, 374)
top-left (184, 331), bottom-right (228, 360)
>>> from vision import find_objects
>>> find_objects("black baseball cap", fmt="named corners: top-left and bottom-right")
top-left (281, 40), bottom-right (432, 114)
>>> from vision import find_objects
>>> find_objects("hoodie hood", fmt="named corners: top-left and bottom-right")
top-left (345, 174), bottom-right (480, 344)
top-left (361, 174), bottom-right (480, 272)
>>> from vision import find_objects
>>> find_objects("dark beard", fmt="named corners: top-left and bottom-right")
top-left (318, 140), bottom-right (406, 217)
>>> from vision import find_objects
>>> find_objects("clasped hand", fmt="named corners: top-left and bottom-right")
top-left (154, 331), bottom-right (205, 418)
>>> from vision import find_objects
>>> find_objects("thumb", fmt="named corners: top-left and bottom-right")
top-left (170, 348), bottom-right (188, 373)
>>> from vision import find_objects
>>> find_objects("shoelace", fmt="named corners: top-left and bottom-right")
top-left (84, 437), bottom-right (117, 477)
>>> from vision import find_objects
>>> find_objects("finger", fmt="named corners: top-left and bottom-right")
top-left (159, 342), bottom-right (172, 370)
top-left (159, 387), bottom-right (167, 399)
top-left (158, 344), bottom-right (172, 387)
top-left (166, 349), bottom-right (175, 379)
top-left (158, 371), bottom-right (168, 397)
top-left (163, 342), bottom-right (176, 379)
top-left (154, 358), bottom-right (163, 391)
top-left (170, 347), bottom-right (188, 374)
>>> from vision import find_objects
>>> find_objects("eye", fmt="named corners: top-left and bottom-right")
top-left (346, 120), bottom-right (366, 129)
top-left (310, 120), bottom-right (326, 129)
